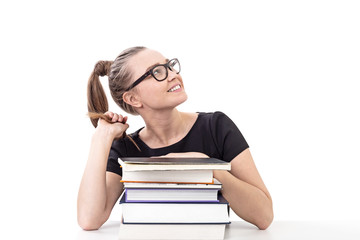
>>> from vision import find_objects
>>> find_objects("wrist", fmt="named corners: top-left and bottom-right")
top-left (213, 170), bottom-right (229, 182)
top-left (93, 127), bottom-right (116, 142)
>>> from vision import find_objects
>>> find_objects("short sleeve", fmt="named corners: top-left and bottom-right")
top-left (106, 140), bottom-right (124, 176)
top-left (210, 111), bottom-right (249, 162)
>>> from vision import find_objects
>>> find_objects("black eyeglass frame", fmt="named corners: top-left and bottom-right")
top-left (125, 58), bottom-right (180, 91)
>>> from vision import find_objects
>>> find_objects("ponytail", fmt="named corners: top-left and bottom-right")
top-left (87, 61), bottom-right (113, 127)
top-left (86, 47), bottom-right (146, 152)
top-left (86, 60), bottom-right (141, 152)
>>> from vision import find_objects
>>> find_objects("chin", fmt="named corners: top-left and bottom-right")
top-left (177, 92), bottom-right (188, 105)
top-left (148, 92), bottom-right (188, 111)
top-left (168, 92), bottom-right (188, 109)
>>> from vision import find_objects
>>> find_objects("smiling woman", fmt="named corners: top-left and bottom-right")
top-left (77, 46), bottom-right (273, 231)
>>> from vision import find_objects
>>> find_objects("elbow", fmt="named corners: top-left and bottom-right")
top-left (78, 222), bottom-right (100, 231)
top-left (256, 209), bottom-right (274, 230)
top-left (257, 219), bottom-right (273, 230)
top-left (77, 213), bottom-right (108, 231)
top-left (78, 218), bottom-right (102, 231)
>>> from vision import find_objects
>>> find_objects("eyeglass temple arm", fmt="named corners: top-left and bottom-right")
top-left (125, 72), bottom-right (151, 91)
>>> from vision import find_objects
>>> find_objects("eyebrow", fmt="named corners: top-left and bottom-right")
top-left (145, 58), bottom-right (169, 72)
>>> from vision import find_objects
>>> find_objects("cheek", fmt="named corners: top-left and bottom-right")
top-left (138, 79), bottom-right (167, 94)
top-left (136, 79), bottom-right (187, 109)
top-left (137, 82), bottom-right (165, 102)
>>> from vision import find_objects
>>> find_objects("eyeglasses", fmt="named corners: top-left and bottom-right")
top-left (126, 58), bottom-right (181, 91)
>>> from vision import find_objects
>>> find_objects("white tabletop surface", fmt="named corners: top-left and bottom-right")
top-left (76, 220), bottom-right (360, 240)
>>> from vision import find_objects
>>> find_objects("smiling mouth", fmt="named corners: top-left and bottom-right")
top-left (167, 84), bottom-right (181, 92)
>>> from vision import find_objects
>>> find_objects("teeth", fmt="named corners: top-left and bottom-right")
top-left (168, 85), bottom-right (181, 92)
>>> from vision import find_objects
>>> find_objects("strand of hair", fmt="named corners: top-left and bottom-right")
top-left (87, 112), bottom-right (141, 152)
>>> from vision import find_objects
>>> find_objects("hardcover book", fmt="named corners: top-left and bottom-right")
top-left (118, 157), bottom-right (230, 184)
top-left (118, 220), bottom-right (227, 240)
top-left (123, 178), bottom-right (222, 189)
top-left (124, 187), bottom-right (221, 202)
top-left (119, 157), bottom-right (231, 171)
top-left (120, 193), bottom-right (230, 224)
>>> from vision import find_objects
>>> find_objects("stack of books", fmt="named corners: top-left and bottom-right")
top-left (117, 157), bottom-right (231, 240)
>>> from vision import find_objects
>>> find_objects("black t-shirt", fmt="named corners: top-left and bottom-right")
top-left (106, 111), bottom-right (249, 176)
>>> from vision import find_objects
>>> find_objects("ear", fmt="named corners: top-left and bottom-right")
top-left (123, 91), bottom-right (142, 108)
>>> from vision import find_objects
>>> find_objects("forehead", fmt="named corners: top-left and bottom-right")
top-left (127, 49), bottom-right (167, 77)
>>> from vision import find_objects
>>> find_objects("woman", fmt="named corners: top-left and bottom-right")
top-left (77, 46), bottom-right (273, 231)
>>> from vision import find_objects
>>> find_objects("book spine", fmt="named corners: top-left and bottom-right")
top-left (124, 188), bottom-right (220, 203)
top-left (125, 199), bottom-right (220, 203)
top-left (120, 180), bottom-right (214, 184)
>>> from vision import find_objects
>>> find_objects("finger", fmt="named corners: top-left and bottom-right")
top-left (117, 114), bottom-right (124, 123)
top-left (105, 111), bottom-right (114, 118)
top-left (121, 116), bottom-right (128, 124)
top-left (112, 113), bottom-right (119, 122)
top-left (120, 123), bottom-right (130, 132)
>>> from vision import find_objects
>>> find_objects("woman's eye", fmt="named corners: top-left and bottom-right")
top-left (153, 67), bottom-right (164, 75)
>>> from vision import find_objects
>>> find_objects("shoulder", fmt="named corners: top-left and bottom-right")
top-left (197, 111), bottom-right (246, 142)
top-left (198, 111), bottom-right (226, 120)
top-left (127, 127), bottom-right (143, 140)
top-left (110, 127), bottom-right (143, 155)
top-left (197, 111), bottom-right (232, 125)
top-left (201, 111), bottom-right (249, 161)
top-left (198, 111), bottom-right (229, 118)
top-left (194, 111), bottom-right (238, 137)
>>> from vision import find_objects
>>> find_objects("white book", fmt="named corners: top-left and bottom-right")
top-left (124, 188), bottom-right (221, 202)
top-left (124, 179), bottom-right (222, 202)
top-left (124, 178), bottom-right (222, 189)
top-left (118, 221), bottom-right (227, 240)
top-left (119, 158), bottom-right (230, 184)
top-left (118, 157), bottom-right (231, 171)
top-left (120, 193), bottom-right (230, 224)
top-left (121, 169), bottom-right (214, 184)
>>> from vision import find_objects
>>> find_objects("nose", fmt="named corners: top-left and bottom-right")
top-left (167, 68), bottom-right (178, 82)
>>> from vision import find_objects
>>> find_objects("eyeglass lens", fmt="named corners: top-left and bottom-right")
top-left (152, 59), bottom-right (180, 81)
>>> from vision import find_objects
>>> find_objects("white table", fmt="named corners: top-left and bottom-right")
top-left (77, 220), bottom-right (360, 240)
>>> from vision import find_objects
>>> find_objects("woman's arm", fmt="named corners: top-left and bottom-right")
top-left (213, 148), bottom-right (273, 230)
top-left (77, 113), bottom-right (128, 230)
top-left (155, 150), bottom-right (273, 229)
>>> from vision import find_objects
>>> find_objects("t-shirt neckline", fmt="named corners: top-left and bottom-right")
top-left (134, 112), bottom-right (203, 151)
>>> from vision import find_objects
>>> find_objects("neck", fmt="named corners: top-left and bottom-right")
top-left (139, 108), bottom-right (188, 147)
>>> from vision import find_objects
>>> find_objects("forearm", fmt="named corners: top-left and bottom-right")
top-left (77, 130), bottom-right (114, 227)
top-left (214, 170), bottom-right (273, 230)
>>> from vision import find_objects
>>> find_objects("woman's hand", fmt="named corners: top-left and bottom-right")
top-left (155, 152), bottom-right (209, 158)
top-left (96, 111), bottom-right (129, 140)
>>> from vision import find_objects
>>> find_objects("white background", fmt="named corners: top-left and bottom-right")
top-left (0, 0), bottom-right (359, 238)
